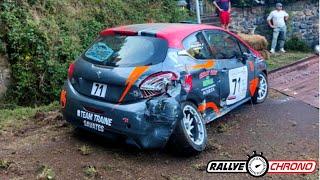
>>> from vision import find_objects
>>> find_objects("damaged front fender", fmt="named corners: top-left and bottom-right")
top-left (137, 91), bottom-right (182, 149)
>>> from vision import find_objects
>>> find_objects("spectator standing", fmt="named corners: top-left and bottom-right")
top-left (267, 3), bottom-right (289, 54)
top-left (213, 0), bottom-right (231, 31)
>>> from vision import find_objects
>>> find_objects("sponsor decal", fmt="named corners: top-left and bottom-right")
top-left (190, 42), bottom-right (204, 50)
top-left (206, 151), bottom-right (317, 177)
top-left (202, 77), bottom-right (214, 87)
top-left (201, 84), bottom-right (216, 95)
top-left (84, 120), bottom-right (104, 132)
top-left (199, 70), bottom-right (218, 79)
top-left (77, 110), bottom-right (112, 131)
top-left (227, 95), bottom-right (236, 100)
top-left (85, 42), bottom-right (114, 62)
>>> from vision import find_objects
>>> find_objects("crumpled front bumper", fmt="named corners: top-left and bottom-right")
top-left (61, 81), bottom-right (182, 149)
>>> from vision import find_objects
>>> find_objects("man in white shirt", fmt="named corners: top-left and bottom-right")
top-left (267, 3), bottom-right (289, 54)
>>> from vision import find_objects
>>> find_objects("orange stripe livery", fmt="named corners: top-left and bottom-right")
top-left (248, 61), bottom-right (254, 72)
top-left (249, 78), bottom-right (259, 96)
top-left (198, 102), bottom-right (220, 115)
top-left (192, 60), bottom-right (215, 70)
top-left (118, 66), bottom-right (149, 103)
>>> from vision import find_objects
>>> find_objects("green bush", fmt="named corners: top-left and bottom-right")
top-left (0, 39), bottom-right (5, 54)
top-left (0, 0), bottom-right (190, 106)
top-left (285, 37), bottom-right (311, 52)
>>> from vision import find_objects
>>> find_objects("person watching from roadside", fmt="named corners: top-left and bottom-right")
top-left (213, 0), bottom-right (231, 31)
top-left (267, 3), bottom-right (289, 54)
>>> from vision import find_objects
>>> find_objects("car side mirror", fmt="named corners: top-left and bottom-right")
top-left (234, 51), bottom-right (242, 60)
top-left (236, 52), bottom-right (248, 64)
top-left (242, 53), bottom-right (248, 63)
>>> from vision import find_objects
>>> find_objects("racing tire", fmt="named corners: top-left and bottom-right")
top-left (168, 102), bottom-right (207, 156)
top-left (252, 72), bottom-right (268, 104)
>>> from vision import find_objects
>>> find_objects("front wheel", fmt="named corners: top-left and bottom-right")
top-left (168, 102), bottom-right (207, 156)
top-left (252, 72), bottom-right (268, 104)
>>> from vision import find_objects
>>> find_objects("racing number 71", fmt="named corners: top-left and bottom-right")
top-left (232, 77), bottom-right (241, 95)
top-left (91, 83), bottom-right (107, 98)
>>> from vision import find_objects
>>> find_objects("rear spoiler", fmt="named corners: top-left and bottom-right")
top-left (100, 28), bottom-right (156, 37)
top-left (100, 29), bottom-right (137, 36)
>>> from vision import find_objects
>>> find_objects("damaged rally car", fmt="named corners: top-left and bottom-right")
top-left (60, 23), bottom-right (268, 155)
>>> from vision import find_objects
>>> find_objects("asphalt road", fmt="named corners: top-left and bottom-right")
top-left (0, 89), bottom-right (319, 179)
top-left (269, 55), bottom-right (319, 108)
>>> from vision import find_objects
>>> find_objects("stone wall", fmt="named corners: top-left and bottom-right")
top-left (229, 0), bottom-right (319, 47)
top-left (0, 55), bottom-right (10, 98)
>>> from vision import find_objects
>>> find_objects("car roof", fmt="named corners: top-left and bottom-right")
top-left (100, 23), bottom-right (223, 49)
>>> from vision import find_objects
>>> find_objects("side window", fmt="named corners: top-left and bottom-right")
top-left (204, 30), bottom-right (242, 59)
top-left (182, 32), bottom-right (212, 60)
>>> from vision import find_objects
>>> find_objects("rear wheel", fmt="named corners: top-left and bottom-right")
top-left (252, 73), bottom-right (268, 104)
top-left (169, 102), bottom-right (207, 156)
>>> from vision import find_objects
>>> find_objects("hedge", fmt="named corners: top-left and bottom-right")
top-left (0, 0), bottom-right (190, 106)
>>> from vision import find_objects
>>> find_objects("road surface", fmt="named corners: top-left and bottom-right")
top-left (269, 55), bottom-right (319, 108)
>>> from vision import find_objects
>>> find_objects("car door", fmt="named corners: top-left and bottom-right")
top-left (181, 31), bottom-right (221, 108)
top-left (203, 30), bottom-right (254, 107)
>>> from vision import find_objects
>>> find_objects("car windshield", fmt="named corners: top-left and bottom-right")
top-left (83, 35), bottom-right (168, 67)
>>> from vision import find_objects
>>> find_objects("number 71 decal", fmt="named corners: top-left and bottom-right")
top-left (91, 82), bottom-right (107, 98)
top-left (232, 77), bottom-right (241, 95)
top-left (227, 66), bottom-right (248, 105)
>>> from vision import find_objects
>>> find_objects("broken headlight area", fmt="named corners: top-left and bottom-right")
top-left (139, 72), bottom-right (178, 98)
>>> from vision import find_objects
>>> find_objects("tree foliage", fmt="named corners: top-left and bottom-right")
top-left (0, 0), bottom-right (190, 105)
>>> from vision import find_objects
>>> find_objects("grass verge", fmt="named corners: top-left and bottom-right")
top-left (0, 101), bottom-right (59, 130)
top-left (267, 52), bottom-right (314, 71)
